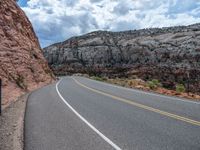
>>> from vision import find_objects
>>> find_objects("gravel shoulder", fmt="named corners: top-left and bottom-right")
top-left (0, 93), bottom-right (29, 150)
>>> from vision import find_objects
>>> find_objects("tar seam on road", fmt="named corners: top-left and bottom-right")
top-left (72, 77), bottom-right (200, 127)
top-left (85, 77), bottom-right (200, 105)
top-left (56, 79), bottom-right (122, 150)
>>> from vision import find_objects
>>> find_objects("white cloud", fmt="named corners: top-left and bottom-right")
top-left (19, 0), bottom-right (200, 47)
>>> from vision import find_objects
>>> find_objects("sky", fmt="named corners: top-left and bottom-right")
top-left (18, 0), bottom-right (200, 48)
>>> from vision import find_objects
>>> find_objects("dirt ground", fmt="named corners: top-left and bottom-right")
top-left (0, 93), bottom-right (29, 150)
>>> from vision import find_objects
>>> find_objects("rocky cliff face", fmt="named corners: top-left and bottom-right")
top-left (44, 24), bottom-right (200, 94)
top-left (0, 0), bottom-right (54, 107)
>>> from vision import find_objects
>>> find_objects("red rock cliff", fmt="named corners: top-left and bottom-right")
top-left (0, 0), bottom-right (55, 108)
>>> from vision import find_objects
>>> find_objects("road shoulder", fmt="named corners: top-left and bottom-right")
top-left (0, 93), bottom-right (29, 150)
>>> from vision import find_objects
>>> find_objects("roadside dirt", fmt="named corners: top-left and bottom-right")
top-left (0, 93), bottom-right (29, 150)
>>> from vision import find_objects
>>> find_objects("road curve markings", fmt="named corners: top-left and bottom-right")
top-left (72, 77), bottom-right (200, 127)
top-left (56, 79), bottom-right (122, 150)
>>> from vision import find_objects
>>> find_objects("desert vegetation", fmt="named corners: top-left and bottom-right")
top-left (176, 84), bottom-right (186, 93)
top-left (88, 75), bottom-right (200, 101)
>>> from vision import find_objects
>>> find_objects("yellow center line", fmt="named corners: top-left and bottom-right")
top-left (72, 77), bottom-right (200, 127)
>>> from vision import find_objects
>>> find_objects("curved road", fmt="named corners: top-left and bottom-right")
top-left (25, 76), bottom-right (200, 150)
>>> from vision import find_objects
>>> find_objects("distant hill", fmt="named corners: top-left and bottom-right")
top-left (43, 23), bottom-right (200, 94)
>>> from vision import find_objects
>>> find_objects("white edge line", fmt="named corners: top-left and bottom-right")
top-left (56, 79), bottom-right (122, 150)
top-left (80, 77), bottom-right (200, 105)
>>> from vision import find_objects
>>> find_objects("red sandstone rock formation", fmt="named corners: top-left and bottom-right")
top-left (0, 0), bottom-right (55, 108)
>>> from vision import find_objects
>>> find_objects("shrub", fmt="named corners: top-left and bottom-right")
top-left (148, 81), bottom-right (157, 90)
top-left (176, 84), bottom-right (185, 93)
top-left (91, 76), bottom-right (106, 81)
top-left (15, 75), bottom-right (27, 90)
top-left (147, 79), bottom-right (162, 90)
top-left (127, 79), bottom-right (143, 87)
top-left (152, 79), bottom-right (162, 87)
top-left (127, 80), bottom-right (134, 86)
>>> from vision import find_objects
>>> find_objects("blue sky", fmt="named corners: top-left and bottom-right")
top-left (17, 0), bottom-right (28, 7)
top-left (18, 0), bottom-right (200, 48)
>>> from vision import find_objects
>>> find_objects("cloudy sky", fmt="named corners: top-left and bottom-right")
top-left (18, 0), bottom-right (200, 48)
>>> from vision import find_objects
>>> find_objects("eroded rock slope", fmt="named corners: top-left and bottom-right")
top-left (44, 24), bottom-right (200, 94)
top-left (0, 0), bottom-right (54, 107)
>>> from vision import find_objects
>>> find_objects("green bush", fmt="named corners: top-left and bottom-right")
top-left (176, 84), bottom-right (185, 93)
top-left (147, 79), bottom-right (162, 90)
top-left (148, 81), bottom-right (157, 90)
top-left (91, 76), bottom-right (106, 81)
top-left (152, 79), bottom-right (162, 87)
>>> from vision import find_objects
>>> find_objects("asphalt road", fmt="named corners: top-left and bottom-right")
top-left (25, 76), bottom-right (200, 150)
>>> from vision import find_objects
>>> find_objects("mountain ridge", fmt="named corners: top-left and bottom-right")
top-left (45, 23), bottom-right (200, 48)
top-left (43, 23), bottom-right (200, 94)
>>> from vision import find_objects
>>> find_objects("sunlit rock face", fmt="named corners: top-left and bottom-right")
top-left (0, 0), bottom-right (55, 107)
top-left (44, 24), bottom-right (200, 94)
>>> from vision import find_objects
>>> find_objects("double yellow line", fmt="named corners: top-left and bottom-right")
top-left (72, 77), bottom-right (200, 127)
